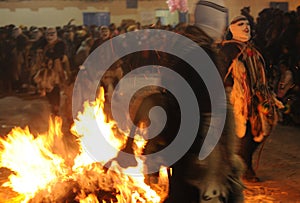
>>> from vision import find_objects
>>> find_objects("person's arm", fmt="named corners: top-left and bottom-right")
top-left (218, 42), bottom-right (240, 87)
top-left (277, 70), bottom-right (294, 98)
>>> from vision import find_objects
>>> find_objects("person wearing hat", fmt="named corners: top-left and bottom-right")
top-left (194, 0), bottom-right (228, 42)
top-left (220, 16), bottom-right (284, 182)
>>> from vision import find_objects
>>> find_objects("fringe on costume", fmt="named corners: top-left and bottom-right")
top-left (223, 40), bottom-right (283, 142)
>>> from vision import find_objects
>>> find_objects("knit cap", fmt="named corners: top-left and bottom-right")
top-left (194, 0), bottom-right (228, 41)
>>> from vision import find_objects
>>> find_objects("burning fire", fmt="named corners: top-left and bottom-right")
top-left (0, 88), bottom-right (169, 202)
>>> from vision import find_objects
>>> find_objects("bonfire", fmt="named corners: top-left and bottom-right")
top-left (0, 88), bottom-right (169, 203)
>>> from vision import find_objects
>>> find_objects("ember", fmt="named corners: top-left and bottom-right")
top-left (0, 88), bottom-right (169, 203)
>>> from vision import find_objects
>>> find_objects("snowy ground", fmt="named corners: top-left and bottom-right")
top-left (0, 94), bottom-right (299, 202)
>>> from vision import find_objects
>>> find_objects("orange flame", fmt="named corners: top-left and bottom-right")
top-left (0, 87), bottom-right (169, 202)
top-left (0, 118), bottom-right (68, 202)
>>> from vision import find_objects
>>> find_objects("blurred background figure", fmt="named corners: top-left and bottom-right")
top-left (194, 0), bottom-right (228, 42)
top-left (240, 6), bottom-right (255, 33)
top-left (89, 25), bottom-right (111, 54)
top-left (277, 60), bottom-right (294, 100)
top-left (33, 27), bottom-right (70, 116)
top-left (11, 26), bottom-right (29, 92)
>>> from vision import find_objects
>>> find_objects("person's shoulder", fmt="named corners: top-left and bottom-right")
top-left (221, 40), bottom-right (243, 48)
top-left (219, 40), bottom-right (242, 55)
top-left (19, 33), bottom-right (29, 41)
top-left (54, 39), bottom-right (66, 48)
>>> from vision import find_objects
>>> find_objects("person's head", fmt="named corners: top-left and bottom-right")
top-left (241, 6), bottom-right (250, 15)
top-left (99, 26), bottom-right (110, 40)
top-left (85, 37), bottom-right (94, 47)
top-left (283, 12), bottom-right (291, 25)
top-left (117, 26), bottom-right (126, 34)
top-left (127, 24), bottom-right (138, 32)
top-left (32, 28), bottom-right (43, 40)
top-left (228, 15), bottom-right (251, 42)
top-left (45, 27), bottom-right (58, 44)
top-left (63, 29), bottom-right (75, 41)
top-left (279, 60), bottom-right (289, 73)
top-left (194, 0), bottom-right (228, 41)
top-left (109, 23), bottom-right (116, 32)
top-left (12, 27), bottom-right (22, 38)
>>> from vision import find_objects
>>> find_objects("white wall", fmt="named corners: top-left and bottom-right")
top-left (0, 0), bottom-right (299, 27)
top-left (0, 0), bottom-right (167, 27)
top-left (3, 7), bottom-right (78, 27)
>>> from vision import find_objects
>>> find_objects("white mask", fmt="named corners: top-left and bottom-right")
top-left (229, 18), bottom-right (251, 42)
top-left (12, 27), bottom-right (22, 38)
top-left (46, 28), bottom-right (58, 44)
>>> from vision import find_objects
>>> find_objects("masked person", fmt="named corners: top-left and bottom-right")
top-left (89, 25), bottom-right (111, 54)
top-left (34, 27), bottom-right (70, 116)
top-left (11, 26), bottom-right (29, 92)
top-left (220, 16), bottom-right (283, 182)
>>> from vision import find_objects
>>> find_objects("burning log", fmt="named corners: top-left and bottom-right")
top-left (27, 165), bottom-right (120, 203)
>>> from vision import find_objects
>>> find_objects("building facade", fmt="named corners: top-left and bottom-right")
top-left (0, 0), bottom-right (299, 27)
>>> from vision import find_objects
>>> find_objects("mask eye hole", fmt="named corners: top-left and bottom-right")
top-left (47, 32), bottom-right (56, 36)
top-left (237, 21), bottom-right (249, 27)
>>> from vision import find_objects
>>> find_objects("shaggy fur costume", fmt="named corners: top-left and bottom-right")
top-left (114, 25), bottom-right (245, 202)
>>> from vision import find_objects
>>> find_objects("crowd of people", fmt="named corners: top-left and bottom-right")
top-left (0, 7), bottom-right (298, 96)
top-left (0, 6), bottom-right (299, 98)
